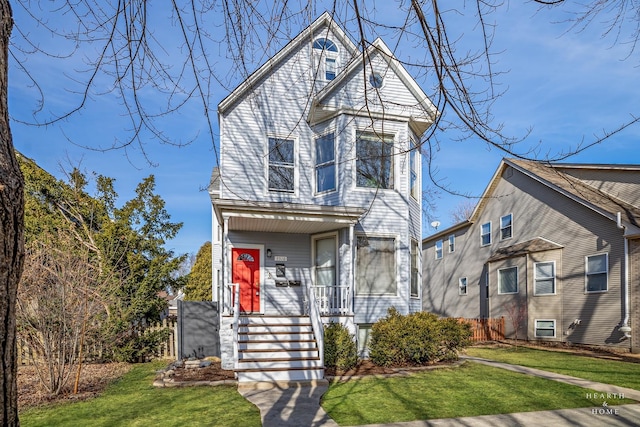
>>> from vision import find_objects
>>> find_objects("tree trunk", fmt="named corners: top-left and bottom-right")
top-left (0, 1), bottom-right (23, 425)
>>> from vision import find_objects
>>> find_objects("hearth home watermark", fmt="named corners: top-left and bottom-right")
top-left (586, 392), bottom-right (625, 416)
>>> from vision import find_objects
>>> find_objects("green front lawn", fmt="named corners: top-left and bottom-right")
top-left (466, 346), bottom-right (640, 391)
top-left (322, 363), bottom-right (634, 426)
top-left (20, 362), bottom-right (261, 427)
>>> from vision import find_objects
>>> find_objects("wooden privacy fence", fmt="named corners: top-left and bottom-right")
top-left (17, 318), bottom-right (178, 366)
top-left (458, 317), bottom-right (505, 342)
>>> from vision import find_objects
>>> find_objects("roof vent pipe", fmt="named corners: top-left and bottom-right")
top-left (617, 212), bottom-right (624, 229)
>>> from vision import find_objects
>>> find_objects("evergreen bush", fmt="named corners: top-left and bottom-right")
top-left (369, 307), bottom-right (471, 366)
top-left (324, 322), bottom-right (358, 370)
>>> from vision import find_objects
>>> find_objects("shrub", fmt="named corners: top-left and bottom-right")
top-left (369, 307), bottom-right (472, 367)
top-left (438, 317), bottom-right (472, 361)
top-left (324, 322), bottom-right (357, 370)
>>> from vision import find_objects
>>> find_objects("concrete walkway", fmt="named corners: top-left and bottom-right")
top-left (238, 358), bottom-right (640, 427)
top-left (238, 381), bottom-right (339, 427)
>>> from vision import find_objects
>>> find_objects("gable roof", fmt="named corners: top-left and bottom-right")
top-left (308, 38), bottom-right (437, 135)
top-left (424, 158), bottom-right (640, 243)
top-left (469, 158), bottom-right (640, 234)
top-left (507, 159), bottom-right (640, 231)
top-left (487, 237), bottom-right (564, 262)
top-left (217, 12), bottom-right (358, 115)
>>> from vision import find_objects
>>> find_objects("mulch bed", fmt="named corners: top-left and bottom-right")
top-left (18, 363), bottom-right (131, 409)
top-left (168, 361), bottom-right (236, 382)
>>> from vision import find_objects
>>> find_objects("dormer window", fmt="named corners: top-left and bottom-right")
top-left (313, 38), bottom-right (338, 81)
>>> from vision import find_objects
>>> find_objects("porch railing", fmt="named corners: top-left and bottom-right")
top-left (312, 285), bottom-right (351, 315)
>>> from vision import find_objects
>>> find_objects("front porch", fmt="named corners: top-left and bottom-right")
top-left (212, 199), bottom-right (364, 382)
top-left (220, 282), bottom-right (355, 382)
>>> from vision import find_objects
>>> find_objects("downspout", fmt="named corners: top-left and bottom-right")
top-left (617, 212), bottom-right (632, 339)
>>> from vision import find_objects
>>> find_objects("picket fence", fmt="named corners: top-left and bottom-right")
top-left (17, 318), bottom-right (178, 366)
top-left (458, 317), bottom-right (505, 342)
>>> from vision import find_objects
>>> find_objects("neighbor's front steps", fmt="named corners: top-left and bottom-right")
top-left (235, 315), bottom-right (324, 382)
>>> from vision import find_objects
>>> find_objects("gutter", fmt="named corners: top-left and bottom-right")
top-left (617, 212), bottom-right (632, 339)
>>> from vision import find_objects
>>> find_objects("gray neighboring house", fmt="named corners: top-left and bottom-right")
top-left (422, 158), bottom-right (640, 352)
top-left (209, 12), bottom-right (436, 382)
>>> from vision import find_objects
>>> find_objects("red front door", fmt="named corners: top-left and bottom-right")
top-left (232, 248), bottom-right (260, 313)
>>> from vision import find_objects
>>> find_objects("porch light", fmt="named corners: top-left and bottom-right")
top-left (267, 249), bottom-right (272, 258)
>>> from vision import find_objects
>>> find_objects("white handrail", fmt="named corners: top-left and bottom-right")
top-left (306, 283), bottom-right (324, 369)
top-left (231, 283), bottom-right (240, 370)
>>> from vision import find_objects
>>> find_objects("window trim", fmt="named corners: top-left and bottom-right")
top-left (410, 239), bottom-right (420, 298)
top-left (354, 130), bottom-right (395, 191)
top-left (355, 234), bottom-right (398, 297)
top-left (435, 240), bottom-right (443, 260)
top-left (585, 253), bottom-right (608, 293)
top-left (459, 277), bottom-right (468, 296)
top-left (312, 38), bottom-right (339, 81)
top-left (312, 231), bottom-right (339, 289)
top-left (534, 261), bottom-right (556, 296)
top-left (481, 222), bottom-right (492, 246)
top-left (534, 319), bottom-right (556, 338)
top-left (448, 234), bottom-right (455, 253)
top-left (314, 131), bottom-right (337, 195)
top-left (369, 72), bottom-right (384, 89)
top-left (266, 136), bottom-right (297, 194)
top-left (498, 266), bottom-right (518, 295)
top-left (500, 213), bottom-right (513, 241)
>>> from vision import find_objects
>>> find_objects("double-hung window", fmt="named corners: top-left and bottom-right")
top-left (315, 133), bottom-right (335, 193)
top-left (498, 266), bottom-right (518, 294)
top-left (268, 137), bottom-right (295, 192)
top-left (534, 262), bottom-right (555, 295)
top-left (313, 38), bottom-right (338, 81)
top-left (586, 253), bottom-right (608, 292)
top-left (500, 214), bottom-right (513, 240)
top-left (356, 131), bottom-right (394, 189)
top-left (448, 234), bottom-right (455, 253)
top-left (459, 277), bottom-right (468, 295)
top-left (481, 222), bottom-right (491, 246)
top-left (356, 236), bottom-right (396, 295)
top-left (410, 240), bottom-right (419, 298)
top-left (435, 240), bottom-right (443, 260)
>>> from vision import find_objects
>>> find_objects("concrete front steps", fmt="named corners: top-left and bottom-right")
top-left (236, 315), bottom-right (324, 383)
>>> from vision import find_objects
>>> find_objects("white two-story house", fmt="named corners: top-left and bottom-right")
top-left (210, 12), bottom-right (436, 382)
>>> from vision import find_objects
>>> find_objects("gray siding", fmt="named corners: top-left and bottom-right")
top-left (629, 239), bottom-right (640, 352)
top-left (423, 164), bottom-right (630, 348)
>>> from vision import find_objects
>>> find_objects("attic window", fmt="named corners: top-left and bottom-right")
top-left (369, 73), bottom-right (384, 88)
top-left (313, 38), bottom-right (338, 52)
top-left (313, 38), bottom-right (338, 81)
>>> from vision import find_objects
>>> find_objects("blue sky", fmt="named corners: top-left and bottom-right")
top-left (8, 2), bottom-right (640, 256)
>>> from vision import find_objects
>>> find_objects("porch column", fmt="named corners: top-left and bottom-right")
top-left (349, 224), bottom-right (355, 315)
top-left (223, 216), bottom-right (230, 314)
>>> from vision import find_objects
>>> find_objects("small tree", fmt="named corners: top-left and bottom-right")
top-left (17, 233), bottom-right (107, 395)
top-left (505, 300), bottom-right (527, 349)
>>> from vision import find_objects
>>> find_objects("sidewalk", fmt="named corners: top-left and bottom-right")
top-left (239, 358), bottom-right (640, 427)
